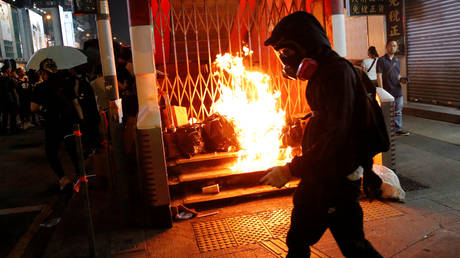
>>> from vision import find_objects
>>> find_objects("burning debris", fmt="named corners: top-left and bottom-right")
top-left (202, 113), bottom-right (239, 153)
top-left (163, 49), bottom-right (297, 173)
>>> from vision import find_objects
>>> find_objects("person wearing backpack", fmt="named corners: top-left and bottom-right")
top-left (377, 40), bottom-right (410, 136)
top-left (361, 46), bottom-right (379, 87)
top-left (260, 12), bottom-right (383, 258)
top-left (31, 59), bottom-right (85, 191)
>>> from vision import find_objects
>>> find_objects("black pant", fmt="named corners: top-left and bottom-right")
top-left (286, 180), bottom-right (382, 258)
top-left (45, 126), bottom-right (79, 179)
top-left (1, 108), bottom-right (18, 133)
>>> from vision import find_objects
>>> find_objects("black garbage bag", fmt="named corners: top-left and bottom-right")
top-left (202, 113), bottom-right (239, 152)
top-left (175, 124), bottom-right (205, 158)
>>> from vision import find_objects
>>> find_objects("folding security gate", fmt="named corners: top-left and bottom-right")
top-left (151, 0), bottom-right (332, 121)
top-left (406, 0), bottom-right (460, 107)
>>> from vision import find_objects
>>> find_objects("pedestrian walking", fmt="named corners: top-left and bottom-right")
top-left (261, 12), bottom-right (382, 257)
top-left (377, 41), bottom-right (410, 136)
top-left (362, 46), bottom-right (379, 87)
top-left (30, 58), bottom-right (85, 190)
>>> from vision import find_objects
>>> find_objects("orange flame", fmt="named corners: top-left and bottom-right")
top-left (212, 50), bottom-right (292, 172)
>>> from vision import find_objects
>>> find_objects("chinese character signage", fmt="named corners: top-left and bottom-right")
top-left (385, 0), bottom-right (405, 55)
top-left (346, 0), bottom-right (385, 16)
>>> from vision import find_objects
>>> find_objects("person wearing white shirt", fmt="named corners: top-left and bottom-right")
top-left (361, 46), bottom-right (379, 87)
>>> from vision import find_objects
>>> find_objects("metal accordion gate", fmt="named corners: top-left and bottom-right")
top-left (151, 0), bottom-right (332, 121)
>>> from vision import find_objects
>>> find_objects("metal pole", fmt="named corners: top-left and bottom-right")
top-left (95, 0), bottom-right (129, 201)
top-left (127, 0), bottom-right (172, 228)
top-left (376, 88), bottom-right (396, 170)
top-left (73, 124), bottom-right (96, 258)
top-left (331, 0), bottom-right (347, 57)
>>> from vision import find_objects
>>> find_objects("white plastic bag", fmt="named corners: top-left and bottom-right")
top-left (372, 164), bottom-right (406, 201)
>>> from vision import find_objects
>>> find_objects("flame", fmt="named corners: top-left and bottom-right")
top-left (212, 50), bottom-right (292, 172)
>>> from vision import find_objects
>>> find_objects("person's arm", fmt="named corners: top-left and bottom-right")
top-left (73, 99), bottom-right (84, 121)
top-left (377, 73), bottom-right (383, 88)
top-left (376, 58), bottom-right (383, 88)
top-left (361, 59), bottom-right (367, 72)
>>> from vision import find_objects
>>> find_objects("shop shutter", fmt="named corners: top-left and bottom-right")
top-left (406, 0), bottom-right (460, 107)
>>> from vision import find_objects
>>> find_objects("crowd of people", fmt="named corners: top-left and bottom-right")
top-left (0, 42), bottom-right (139, 191)
top-left (0, 59), bottom-right (38, 134)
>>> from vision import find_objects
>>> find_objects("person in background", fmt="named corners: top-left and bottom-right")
top-left (0, 64), bottom-right (19, 134)
top-left (116, 48), bottom-right (138, 157)
top-left (89, 65), bottom-right (108, 113)
top-left (27, 69), bottom-right (41, 126)
top-left (31, 59), bottom-right (85, 191)
top-left (15, 67), bottom-right (33, 129)
top-left (262, 12), bottom-right (382, 257)
top-left (377, 40), bottom-right (410, 136)
top-left (362, 46), bottom-right (379, 87)
top-left (69, 66), bottom-right (101, 156)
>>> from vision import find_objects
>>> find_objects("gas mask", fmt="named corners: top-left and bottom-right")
top-left (274, 44), bottom-right (318, 81)
top-left (296, 58), bottom-right (318, 81)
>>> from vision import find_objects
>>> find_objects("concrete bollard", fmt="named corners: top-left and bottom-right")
top-left (376, 88), bottom-right (396, 170)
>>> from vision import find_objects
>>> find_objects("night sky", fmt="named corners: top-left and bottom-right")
top-left (109, 0), bottom-right (131, 44)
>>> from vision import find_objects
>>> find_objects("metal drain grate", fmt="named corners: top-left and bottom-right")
top-left (227, 215), bottom-right (273, 245)
top-left (193, 201), bottom-right (403, 253)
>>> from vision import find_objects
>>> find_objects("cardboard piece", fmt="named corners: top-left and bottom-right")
top-left (172, 106), bottom-right (188, 127)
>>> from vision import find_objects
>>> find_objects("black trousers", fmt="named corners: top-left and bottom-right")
top-left (44, 125), bottom-right (79, 179)
top-left (1, 108), bottom-right (18, 133)
top-left (286, 180), bottom-right (382, 258)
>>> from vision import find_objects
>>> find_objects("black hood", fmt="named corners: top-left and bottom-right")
top-left (264, 11), bottom-right (331, 61)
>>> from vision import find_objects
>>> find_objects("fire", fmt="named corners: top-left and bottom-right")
top-left (212, 50), bottom-right (292, 172)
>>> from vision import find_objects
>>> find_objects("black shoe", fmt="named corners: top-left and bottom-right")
top-left (396, 130), bottom-right (410, 136)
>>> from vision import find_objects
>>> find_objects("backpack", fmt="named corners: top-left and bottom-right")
top-left (353, 66), bottom-right (390, 158)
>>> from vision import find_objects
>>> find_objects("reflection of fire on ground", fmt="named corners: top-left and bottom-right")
top-left (163, 48), bottom-right (305, 173)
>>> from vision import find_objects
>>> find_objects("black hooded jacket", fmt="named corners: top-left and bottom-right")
top-left (267, 12), bottom-right (362, 186)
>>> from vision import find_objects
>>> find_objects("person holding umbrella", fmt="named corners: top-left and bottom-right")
top-left (31, 58), bottom-right (85, 190)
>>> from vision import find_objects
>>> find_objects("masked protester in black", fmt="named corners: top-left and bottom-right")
top-left (261, 12), bottom-right (382, 257)
top-left (31, 59), bottom-right (85, 191)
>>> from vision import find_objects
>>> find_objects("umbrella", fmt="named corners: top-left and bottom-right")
top-left (26, 46), bottom-right (87, 70)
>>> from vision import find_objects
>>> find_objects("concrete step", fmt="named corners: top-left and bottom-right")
top-left (167, 152), bottom-right (238, 176)
top-left (404, 102), bottom-right (460, 124)
top-left (174, 179), bottom-right (299, 207)
top-left (167, 152), bottom-right (297, 207)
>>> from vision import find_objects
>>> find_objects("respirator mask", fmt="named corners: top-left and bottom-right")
top-left (274, 44), bottom-right (318, 81)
